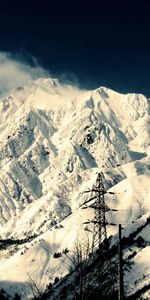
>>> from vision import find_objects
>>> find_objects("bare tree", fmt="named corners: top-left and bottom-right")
top-left (26, 272), bottom-right (44, 299)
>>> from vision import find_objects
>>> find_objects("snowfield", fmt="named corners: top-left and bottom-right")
top-left (0, 78), bottom-right (150, 299)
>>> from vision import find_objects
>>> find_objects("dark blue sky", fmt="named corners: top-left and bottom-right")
top-left (0, 0), bottom-right (150, 94)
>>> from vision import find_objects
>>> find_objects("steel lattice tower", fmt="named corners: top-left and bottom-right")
top-left (83, 172), bottom-right (111, 253)
top-left (81, 172), bottom-right (117, 298)
top-left (91, 172), bottom-right (108, 252)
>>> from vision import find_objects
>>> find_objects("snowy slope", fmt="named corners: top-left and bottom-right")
top-left (0, 78), bottom-right (150, 299)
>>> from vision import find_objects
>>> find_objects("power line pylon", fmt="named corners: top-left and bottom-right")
top-left (82, 172), bottom-right (117, 298)
top-left (83, 172), bottom-right (115, 253)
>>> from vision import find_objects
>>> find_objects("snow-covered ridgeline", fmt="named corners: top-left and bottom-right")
top-left (0, 78), bottom-right (149, 299)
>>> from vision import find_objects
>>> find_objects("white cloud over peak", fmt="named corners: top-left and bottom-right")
top-left (0, 52), bottom-right (49, 96)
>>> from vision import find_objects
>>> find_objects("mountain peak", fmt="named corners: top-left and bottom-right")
top-left (0, 78), bottom-right (150, 299)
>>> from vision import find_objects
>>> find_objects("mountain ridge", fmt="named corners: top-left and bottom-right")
top-left (0, 78), bottom-right (150, 299)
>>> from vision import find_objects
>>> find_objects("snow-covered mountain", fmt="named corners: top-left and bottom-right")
top-left (0, 78), bottom-right (150, 299)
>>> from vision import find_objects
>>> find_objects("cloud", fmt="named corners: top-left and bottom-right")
top-left (0, 52), bottom-right (49, 97)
